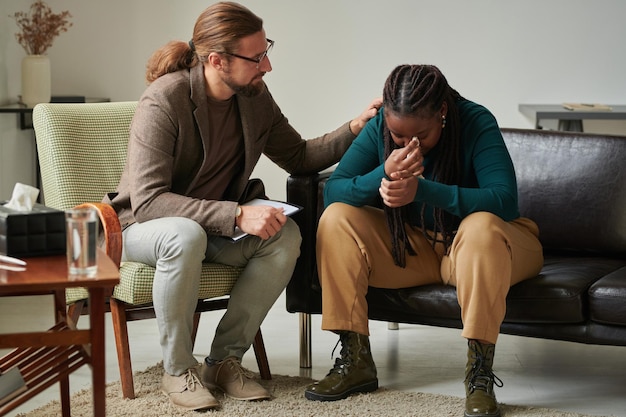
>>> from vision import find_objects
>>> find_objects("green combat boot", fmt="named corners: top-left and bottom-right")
top-left (464, 340), bottom-right (503, 417)
top-left (304, 331), bottom-right (378, 401)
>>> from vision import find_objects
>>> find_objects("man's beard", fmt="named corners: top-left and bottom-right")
top-left (221, 72), bottom-right (264, 98)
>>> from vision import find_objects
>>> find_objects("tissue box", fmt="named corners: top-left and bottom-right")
top-left (0, 202), bottom-right (66, 257)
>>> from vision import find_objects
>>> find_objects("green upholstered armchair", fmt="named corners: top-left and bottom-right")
top-left (32, 102), bottom-right (270, 399)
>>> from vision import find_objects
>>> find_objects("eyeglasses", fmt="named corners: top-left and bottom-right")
top-left (222, 39), bottom-right (274, 69)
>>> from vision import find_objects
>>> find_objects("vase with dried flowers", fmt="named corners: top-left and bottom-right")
top-left (10, 0), bottom-right (72, 107)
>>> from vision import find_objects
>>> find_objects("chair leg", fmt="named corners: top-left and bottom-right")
top-left (253, 329), bottom-right (271, 380)
top-left (110, 298), bottom-right (136, 399)
top-left (299, 312), bottom-right (312, 368)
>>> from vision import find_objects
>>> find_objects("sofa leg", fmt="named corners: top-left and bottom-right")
top-left (388, 322), bottom-right (399, 330)
top-left (299, 312), bottom-right (312, 368)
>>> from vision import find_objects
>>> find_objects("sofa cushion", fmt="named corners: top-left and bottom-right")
top-left (589, 266), bottom-right (626, 326)
top-left (505, 256), bottom-right (626, 323)
top-left (372, 256), bottom-right (626, 325)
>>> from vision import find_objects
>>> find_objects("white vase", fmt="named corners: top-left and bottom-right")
top-left (21, 55), bottom-right (51, 108)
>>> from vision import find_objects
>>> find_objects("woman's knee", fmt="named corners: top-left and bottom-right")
top-left (455, 212), bottom-right (506, 249)
top-left (319, 202), bottom-right (363, 235)
top-left (459, 212), bottom-right (503, 232)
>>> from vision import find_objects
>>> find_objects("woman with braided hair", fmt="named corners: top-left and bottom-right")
top-left (305, 64), bottom-right (544, 417)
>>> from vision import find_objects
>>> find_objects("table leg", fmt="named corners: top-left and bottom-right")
top-left (54, 289), bottom-right (72, 417)
top-left (536, 118), bottom-right (584, 132)
top-left (89, 287), bottom-right (106, 417)
top-left (59, 376), bottom-right (71, 417)
top-left (558, 119), bottom-right (583, 132)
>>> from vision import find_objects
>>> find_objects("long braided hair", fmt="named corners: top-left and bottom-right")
top-left (382, 65), bottom-right (464, 266)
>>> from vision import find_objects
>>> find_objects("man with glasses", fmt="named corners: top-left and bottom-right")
top-left (222, 38), bottom-right (274, 69)
top-left (106, 1), bottom-right (381, 411)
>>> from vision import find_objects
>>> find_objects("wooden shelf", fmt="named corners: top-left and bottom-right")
top-left (0, 322), bottom-right (90, 414)
top-left (0, 97), bottom-right (110, 129)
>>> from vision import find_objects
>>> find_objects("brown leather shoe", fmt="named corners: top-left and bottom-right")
top-left (161, 364), bottom-right (219, 411)
top-left (464, 340), bottom-right (503, 417)
top-left (200, 357), bottom-right (270, 401)
top-left (305, 331), bottom-right (378, 401)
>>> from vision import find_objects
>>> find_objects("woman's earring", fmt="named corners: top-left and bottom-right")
top-left (441, 115), bottom-right (447, 129)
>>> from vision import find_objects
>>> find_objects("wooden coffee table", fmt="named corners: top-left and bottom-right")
top-left (0, 249), bottom-right (119, 417)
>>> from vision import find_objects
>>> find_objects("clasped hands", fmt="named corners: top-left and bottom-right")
top-left (380, 137), bottom-right (424, 208)
top-left (236, 205), bottom-right (287, 240)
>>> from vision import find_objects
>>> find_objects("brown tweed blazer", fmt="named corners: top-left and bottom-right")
top-left (106, 64), bottom-right (355, 237)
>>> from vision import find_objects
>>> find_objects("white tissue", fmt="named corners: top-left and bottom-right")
top-left (3, 183), bottom-right (40, 211)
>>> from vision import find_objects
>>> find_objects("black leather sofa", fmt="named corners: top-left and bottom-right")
top-left (286, 128), bottom-right (626, 367)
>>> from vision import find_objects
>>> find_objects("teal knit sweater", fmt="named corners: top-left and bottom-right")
top-left (324, 99), bottom-right (520, 230)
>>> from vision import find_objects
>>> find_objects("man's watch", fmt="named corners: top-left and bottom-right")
top-left (235, 205), bottom-right (242, 218)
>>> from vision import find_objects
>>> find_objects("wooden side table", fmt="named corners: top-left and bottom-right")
top-left (0, 249), bottom-right (119, 417)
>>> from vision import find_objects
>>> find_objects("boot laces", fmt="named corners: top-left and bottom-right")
top-left (465, 348), bottom-right (503, 394)
top-left (183, 367), bottom-right (203, 392)
top-left (327, 333), bottom-right (352, 376)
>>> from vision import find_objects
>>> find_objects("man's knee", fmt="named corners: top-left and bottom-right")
top-left (157, 217), bottom-right (207, 259)
top-left (275, 217), bottom-right (302, 258)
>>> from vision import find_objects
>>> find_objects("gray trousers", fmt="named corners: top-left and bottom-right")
top-left (122, 216), bottom-right (301, 375)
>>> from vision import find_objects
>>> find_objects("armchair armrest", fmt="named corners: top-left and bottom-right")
top-left (74, 203), bottom-right (122, 268)
top-left (286, 171), bottom-right (333, 314)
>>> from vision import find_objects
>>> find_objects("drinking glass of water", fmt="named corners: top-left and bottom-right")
top-left (65, 207), bottom-right (98, 276)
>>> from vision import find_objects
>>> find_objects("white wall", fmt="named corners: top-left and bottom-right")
top-left (2, 0), bottom-right (625, 201)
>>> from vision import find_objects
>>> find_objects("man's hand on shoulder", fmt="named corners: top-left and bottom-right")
top-left (349, 97), bottom-right (383, 136)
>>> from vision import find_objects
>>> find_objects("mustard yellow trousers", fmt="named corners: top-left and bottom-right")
top-left (316, 203), bottom-right (544, 344)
